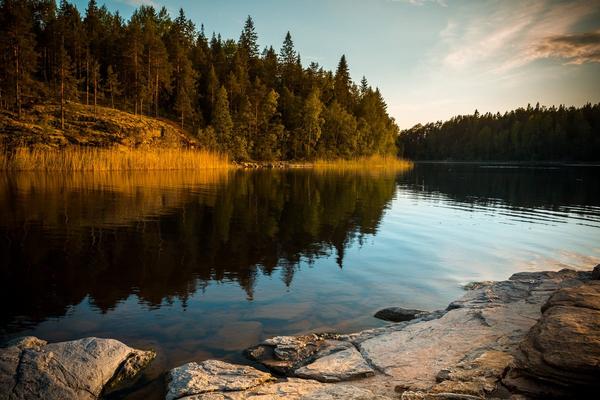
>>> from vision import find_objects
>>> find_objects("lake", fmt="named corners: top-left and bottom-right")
top-left (1, 164), bottom-right (599, 397)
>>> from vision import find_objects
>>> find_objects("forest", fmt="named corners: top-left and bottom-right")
top-left (0, 0), bottom-right (398, 161)
top-left (397, 103), bottom-right (600, 162)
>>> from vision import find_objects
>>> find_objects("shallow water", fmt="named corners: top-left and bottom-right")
top-left (1, 164), bottom-right (599, 397)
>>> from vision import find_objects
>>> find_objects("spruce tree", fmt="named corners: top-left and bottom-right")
top-left (239, 16), bottom-right (259, 59)
top-left (213, 86), bottom-right (233, 153)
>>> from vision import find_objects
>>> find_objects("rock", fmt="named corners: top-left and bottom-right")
top-left (294, 347), bottom-right (374, 382)
top-left (431, 350), bottom-right (513, 396)
top-left (358, 269), bottom-right (589, 391)
top-left (0, 336), bottom-right (155, 400)
top-left (245, 334), bottom-right (350, 375)
top-left (3, 336), bottom-right (47, 349)
top-left (374, 307), bottom-right (428, 322)
top-left (462, 281), bottom-right (494, 291)
top-left (591, 264), bottom-right (600, 280)
top-left (503, 280), bottom-right (600, 397)
top-left (303, 385), bottom-right (392, 399)
top-left (165, 360), bottom-right (274, 400)
top-left (187, 378), bottom-right (325, 399)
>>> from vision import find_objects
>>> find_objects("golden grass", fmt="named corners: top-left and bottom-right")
top-left (0, 146), bottom-right (230, 171)
top-left (312, 155), bottom-right (413, 170)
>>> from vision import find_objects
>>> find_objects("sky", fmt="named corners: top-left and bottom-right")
top-left (72, 0), bottom-right (600, 128)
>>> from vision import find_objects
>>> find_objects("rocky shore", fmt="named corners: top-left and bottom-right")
top-left (1, 266), bottom-right (598, 399)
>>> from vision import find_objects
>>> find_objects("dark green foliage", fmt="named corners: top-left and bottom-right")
top-left (398, 104), bottom-right (600, 161)
top-left (0, 0), bottom-right (398, 160)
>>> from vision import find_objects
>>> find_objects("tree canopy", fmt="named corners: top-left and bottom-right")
top-left (397, 103), bottom-right (600, 162)
top-left (0, 0), bottom-right (399, 161)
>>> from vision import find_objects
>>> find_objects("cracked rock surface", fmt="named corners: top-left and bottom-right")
top-left (0, 336), bottom-right (155, 400)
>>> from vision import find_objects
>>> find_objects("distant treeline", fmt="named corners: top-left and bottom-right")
top-left (0, 0), bottom-right (398, 160)
top-left (397, 103), bottom-right (600, 161)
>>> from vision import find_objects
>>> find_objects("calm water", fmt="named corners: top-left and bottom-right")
top-left (1, 164), bottom-right (599, 397)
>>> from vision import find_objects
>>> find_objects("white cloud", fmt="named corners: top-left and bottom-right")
top-left (439, 0), bottom-right (599, 74)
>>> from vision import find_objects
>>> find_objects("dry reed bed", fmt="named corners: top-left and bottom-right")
top-left (312, 155), bottom-right (413, 170)
top-left (0, 147), bottom-right (230, 171)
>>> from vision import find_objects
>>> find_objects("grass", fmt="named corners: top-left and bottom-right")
top-left (312, 155), bottom-right (413, 170)
top-left (1, 146), bottom-right (230, 171)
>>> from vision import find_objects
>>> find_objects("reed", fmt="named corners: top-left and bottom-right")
top-left (312, 155), bottom-right (413, 170)
top-left (0, 146), bottom-right (230, 171)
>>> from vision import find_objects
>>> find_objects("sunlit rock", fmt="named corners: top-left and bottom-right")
top-left (294, 347), bottom-right (374, 382)
top-left (0, 336), bottom-right (155, 400)
top-left (503, 280), bottom-right (600, 397)
top-left (165, 360), bottom-right (275, 400)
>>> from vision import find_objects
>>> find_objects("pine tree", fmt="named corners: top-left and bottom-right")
top-left (302, 88), bottom-right (324, 158)
top-left (57, 38), bottom-right (78, 130)
top-left (0, 0), bottom-right (38, 117)
top-left (239, 16), bottom-right (259, 59)
top-left (106, 64), bottom-right (121, 109)
top-left (279, 31), bottom-right (296, 65)
top-left (213, 86), bottom-right (233, 153)
top-left (334, 55), bottom-right (351, 109)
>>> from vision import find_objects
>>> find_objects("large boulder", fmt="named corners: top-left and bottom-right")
top-left (0, 336), bottom-right (155, 400)
top-left (504, 280), bottom-right (600, 397)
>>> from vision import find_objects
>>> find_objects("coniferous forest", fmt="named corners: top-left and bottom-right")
top-left (0, 0), bottom-right (398, 161)
top-left (397, 103), bottom-right (600, 162)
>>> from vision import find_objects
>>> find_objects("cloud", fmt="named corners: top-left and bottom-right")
top-left (438, 0), bottom-right (600, 73)
top-left (391, 0), bottom-right (448, 6)
top-left (531, 31), bottom-right (600, 64)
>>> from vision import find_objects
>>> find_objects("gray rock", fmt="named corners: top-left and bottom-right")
top-left (165, 360), bottom-right (274, 400)
top-left (0, 336), bottom-right (155, 400)
top-left (374, 307), bottom-right (428, 322)
top-left (294, 347), bottom-right (374, 382)
top-left (503, 280), bottom-right (600, 397)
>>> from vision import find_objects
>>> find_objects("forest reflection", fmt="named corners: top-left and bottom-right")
top-left (0, 169), bottom-right (401, 334)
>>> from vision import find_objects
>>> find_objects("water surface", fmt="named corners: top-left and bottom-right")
top-left (1, 164), bottom-right (599, 397)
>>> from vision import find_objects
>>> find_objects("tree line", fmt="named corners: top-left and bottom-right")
top-left (397, 103), bottom-right (600, 161)
top-left (0, 0), bottom-right (398, 160)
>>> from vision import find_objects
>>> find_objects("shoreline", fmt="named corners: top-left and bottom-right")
top-left (413, 160), bottom-right (600, 167)
top-left (2, 266), bottom-right (598, 399)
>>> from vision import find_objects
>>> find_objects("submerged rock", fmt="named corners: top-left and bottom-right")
top-left (0, 336), bottom-right (155, 400)
top-left (503, 280), bottom-right (600, 397)
top-left (374, 307), bottom-right (428, 322)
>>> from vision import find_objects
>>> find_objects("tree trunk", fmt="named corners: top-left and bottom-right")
top-left (93, 70), bottom-right (97, 117)
top-left (155, 70), bottom-right (159, 117)
top-left (85, 55), bottom-right (89, 106)
top-left (60, 60), bottom-right (65, 130)
top-left (15, 44), bottom-right (21, 119)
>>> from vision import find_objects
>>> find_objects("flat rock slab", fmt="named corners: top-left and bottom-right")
top-left (294, 347), bottom-right (374, 382)
top-left (359, 269), bottom-right (589, 392)
top-left (0, 336), bottom-right (155, 400)
top-left (166, 360), bottom-right (274, 400)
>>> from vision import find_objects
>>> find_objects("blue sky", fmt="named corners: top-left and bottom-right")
top-left (73, 0), bottom-right (600, 128)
